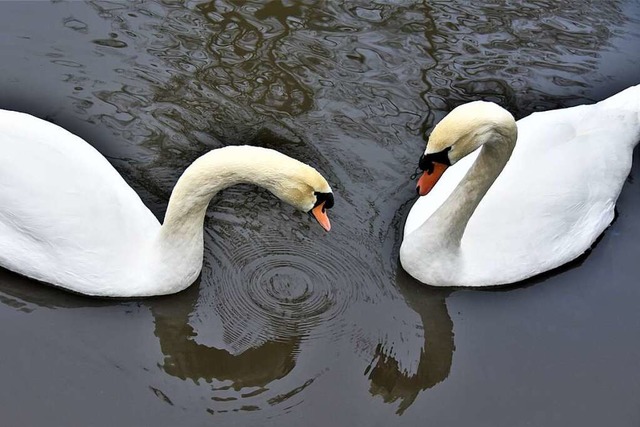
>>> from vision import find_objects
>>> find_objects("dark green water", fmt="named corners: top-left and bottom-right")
top-left (1, 1), bottom-right (639, 426)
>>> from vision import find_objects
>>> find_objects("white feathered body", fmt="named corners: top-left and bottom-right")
top-left (0, 111), bottom-right (162, 295)
top-left (402, 85), bottom-right (640, 286)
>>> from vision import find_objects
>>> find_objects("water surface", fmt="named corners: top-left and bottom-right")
top-left (1, 1), bottom-right (639, 426)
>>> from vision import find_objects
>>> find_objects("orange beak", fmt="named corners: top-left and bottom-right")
top-left (416, 163), bottom-right (448, 196)
top-left (311, 202), bottom-right (331, 232)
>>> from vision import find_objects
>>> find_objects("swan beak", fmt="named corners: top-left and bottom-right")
top-left (311, 202), bottom-right (331, 232)
top-left (416, 163), bottom-right (448, 196)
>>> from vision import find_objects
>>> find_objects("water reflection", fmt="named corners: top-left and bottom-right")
top-left (0, 264), bottom-right (307, 411)
top-left (0, 268), bottom-right (111, 312)
top-left (150, 282), bottom-right (300, 389)
top-left (196, 1), bottom-right (314, 115)
top-left (366, 269), bottom-right (453, 415)
top-left (0, 0), bottom-right (638, 423)
top-left (419, 0), bottom-right (628, 123)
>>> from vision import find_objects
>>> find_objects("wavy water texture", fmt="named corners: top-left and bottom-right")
top-left (0, 0), bottom-right (638, 422)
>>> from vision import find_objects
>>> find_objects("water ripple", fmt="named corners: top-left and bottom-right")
top-left (198, 225), bottom-right (385, 354)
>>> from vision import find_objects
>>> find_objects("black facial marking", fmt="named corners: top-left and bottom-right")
top-left (313, 192), bottom-right (334, 212)
top-left (418, 147), bottom-right (451, 173)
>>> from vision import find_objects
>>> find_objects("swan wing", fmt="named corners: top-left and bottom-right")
top-left (460, 103), bottom-right (636, 283)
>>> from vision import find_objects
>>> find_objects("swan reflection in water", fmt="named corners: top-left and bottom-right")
top-left (150, 281), bottom-right (300, 390)
top-left (366, 268), bottom-right (453, 415)
top-left (151, 272), bottom-right (456, 416)
top-left (152, 231), bottom-right (457, 415)
top-left (0, 243), bottom-right (458, 416)
top-left (0, 264), bottom-right (308, 408)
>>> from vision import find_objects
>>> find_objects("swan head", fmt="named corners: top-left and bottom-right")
top-left (415, 101), bottom-right (516, 196)
top-left (263, 157), bottom-right (334, 232)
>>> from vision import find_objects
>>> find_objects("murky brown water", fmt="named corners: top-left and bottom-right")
top-left (1, 1), bottom-right (640, 426)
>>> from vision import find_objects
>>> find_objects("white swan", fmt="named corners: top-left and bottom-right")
top-left (0, 110), bottom-right (334, 297)
top-left (401, 85), bottom-right (640, 287)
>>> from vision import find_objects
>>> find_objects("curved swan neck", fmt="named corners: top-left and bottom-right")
top-left (137, 145), bottom-right (329, 296)
top-left (147, 146), bottom-right (292, 295)
top-left (160, 146), bottom-right (282, 238)
top-left (421, 132), bottom-right (516, 247)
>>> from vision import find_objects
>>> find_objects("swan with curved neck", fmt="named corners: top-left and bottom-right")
top-left (401, 85), bottom-right (640, 287)
top-left (0, 110), bottom-right (333, 297)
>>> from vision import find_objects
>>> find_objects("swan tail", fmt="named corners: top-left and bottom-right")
top-left (598, 84), bottom-right (640, 148)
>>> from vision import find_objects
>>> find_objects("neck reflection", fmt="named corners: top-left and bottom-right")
top-left (366, 267), bottom-right (454, 415)
top-left (149, 281), bottom-right (300, 389)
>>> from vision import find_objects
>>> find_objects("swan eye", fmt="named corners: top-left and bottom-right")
top-left (418, 154), bottom-right (434, 174)
top-left (313, 192), bottom-right (334, 212)
top-left (419, 147), bottom-right (452, 173)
